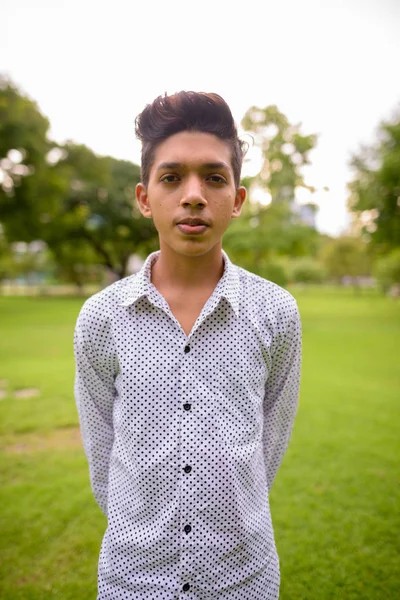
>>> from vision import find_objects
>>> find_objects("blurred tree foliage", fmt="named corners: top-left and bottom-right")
top-left (224, 200), bottom-right (319, 274)
top-left (289, 257), bottom-right (327, 284)
top-left (42, 143), bottom-right (157, 278)
top-left (320, 236), bottom-right (373, 283)
top-left (0, 76), bottom-right (157, 280)
top-left (6, 75), bottom-right (395, 289)
top-left (373, 248), bottom-right (400, 293)
top-left (348, 108), bottom-right (400, 253)
top-left (0, 228), bottom-right (13, 282)
top-left (241, 104), bottom-right (317, 202)
top-left (224, 104), bottom-right (320, 281)
top-left (0, 232), bottom-right (54, 285)
top-left (0, 76), bottom-right (53, 241)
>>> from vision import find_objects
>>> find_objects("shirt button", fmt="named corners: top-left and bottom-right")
top-left (183, 403), bottom-right (191, 411)
top-left (184, 345), bottom-right (190, 353)
top-left (184, 524), bottom-right (192, 534)
top-left (182, 583), bottom-right (190, 591)
top-left (184, 465), bottom-right (192, 473)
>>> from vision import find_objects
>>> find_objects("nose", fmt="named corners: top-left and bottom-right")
top-left (180, 175), bottom-right (207, 208)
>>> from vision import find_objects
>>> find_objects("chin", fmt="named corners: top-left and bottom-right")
top-left (165, 241), bottom-right (216, 257)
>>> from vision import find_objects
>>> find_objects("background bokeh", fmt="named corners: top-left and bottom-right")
top-left (0, 1), bottom-right (399, 598)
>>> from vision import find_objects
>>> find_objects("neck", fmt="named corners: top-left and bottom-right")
top-left (151, 242), bottom-right (225, 293)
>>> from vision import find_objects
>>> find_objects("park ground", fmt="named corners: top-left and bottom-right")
top-left (0, 287), bottom-right (399, 599)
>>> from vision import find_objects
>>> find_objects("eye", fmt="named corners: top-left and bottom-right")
top-left (160, 174), bottom-right (180, 183)
top-left (207, 174), bottom-right (226, 184)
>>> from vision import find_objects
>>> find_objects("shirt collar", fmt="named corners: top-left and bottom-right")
top-left (119, 249), bottom-right (240, 317)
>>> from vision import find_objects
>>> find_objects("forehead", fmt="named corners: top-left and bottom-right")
top-left (151, 131), bottom-right (233, 172)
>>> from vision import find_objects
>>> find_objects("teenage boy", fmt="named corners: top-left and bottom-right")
top-left (74, 91), bottom-right (302, 600)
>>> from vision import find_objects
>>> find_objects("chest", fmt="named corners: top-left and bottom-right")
top-left (113, 306), bottom-right (271, 447)
top-left (114, 302), bottom-right (272, 391)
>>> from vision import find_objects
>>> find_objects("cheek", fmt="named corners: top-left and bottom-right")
top-left (150, 201), bottom-right (172, 230)
top-left (150, 198), bottom-right (166, 215)
top-left (217, 195), bottom-right (235, 220)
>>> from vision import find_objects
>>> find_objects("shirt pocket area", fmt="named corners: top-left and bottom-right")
top-left (216, 390), bottom-right (264, 448)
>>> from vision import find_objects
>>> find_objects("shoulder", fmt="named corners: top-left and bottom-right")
top-left (76, 274), bottom-right (137, 330)
top-left (235, 264), bottom-right (299, 323)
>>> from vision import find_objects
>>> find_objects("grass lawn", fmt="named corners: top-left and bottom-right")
top-left (0, 289), bottom-right (399, 599)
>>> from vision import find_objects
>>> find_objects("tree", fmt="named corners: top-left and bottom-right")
top-left (0, 76), bottom-right (49, 169)
top-left (0, 233), bottom-right (54, 286)
top-left (0, 76), bottom-right (158, 279)
top-left (0, 75), bottom-right (59, 241)
top-left (289, 257), bottom-right (327, 284)
top-left (44, 143), bottom-right (157, 278)
top-left (374, 249), bottom-right (400, 294)
top-left (224, 200), bottom-right (319, 284)
top-left (348, 107), bottom-right (400, 253)
top-left (319, 236), bottom-right (372, 283)
top-left (241, 104), bottom-right (318, 203)
top-left (224, 104), bottom-right (322, 285)
top-left (51, 241), bottom-right (103, 291)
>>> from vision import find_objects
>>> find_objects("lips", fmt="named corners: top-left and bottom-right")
top-left (177, 218), bottom-right (210, 226)
top-left (176, 218), bottom-right (209, 235)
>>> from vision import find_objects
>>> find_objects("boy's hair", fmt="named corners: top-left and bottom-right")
top-left (135, 91), bottom-right (247, 189)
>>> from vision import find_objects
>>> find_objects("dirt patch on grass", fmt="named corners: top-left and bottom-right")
top-left (0, 380), bottom-right (8, 399)
top-left (14, 388), bottom-right (40, 399)
top-left (1, 427), bottom-right (83, 454)
top-left (0, 383), bottom-right (42, 400)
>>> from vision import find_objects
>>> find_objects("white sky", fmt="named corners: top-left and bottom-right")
top-left (1, 0), bottom-right (400, 235)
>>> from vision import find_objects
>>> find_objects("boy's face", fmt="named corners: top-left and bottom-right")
top-left (136, 131), bottom-right (246, 259)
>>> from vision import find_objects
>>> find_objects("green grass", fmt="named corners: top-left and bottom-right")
top-left (0, 289), bottom-right (399, 599)
top-left (0, 297), bottom-right (81, 434)
top-left (273, 288), bottom-right (400, 599)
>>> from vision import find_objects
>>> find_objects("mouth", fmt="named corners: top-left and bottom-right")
top-left (176, 223), bottom-right (209, 235)
top-left (176, 218), bottom-right (210, 235)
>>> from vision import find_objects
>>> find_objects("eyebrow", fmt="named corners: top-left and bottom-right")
top-left (156, 161), bottom-right (231, 172)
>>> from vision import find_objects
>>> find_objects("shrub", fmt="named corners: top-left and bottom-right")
top-left (374, 249), bottom-right (400, 294)
top-left (260, 260), bottom-right (289, 287)
top-left (289, 258), bottom-right (327, 284)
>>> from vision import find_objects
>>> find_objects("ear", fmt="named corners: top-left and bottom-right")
top-left (136, 183), bottom-right (152, 219)
top-left (231, 186), bottom-right (247, 219)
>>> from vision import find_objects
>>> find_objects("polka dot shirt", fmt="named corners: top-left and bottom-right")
top-left (74, 249), bottom-right (302, 600)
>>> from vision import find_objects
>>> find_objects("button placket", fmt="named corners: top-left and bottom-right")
top-left (180, 339), bottom-right (193, 588)
top-left (183, 343), bottom-right (193, 478)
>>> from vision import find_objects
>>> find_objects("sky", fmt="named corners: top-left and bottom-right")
top-left (1, 0), bottom-right (400, 235)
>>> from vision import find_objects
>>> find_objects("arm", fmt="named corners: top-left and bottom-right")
top-left (74, 305), bottom-right (117, 516)
top-left (263, 302), bottom-right (302, 491)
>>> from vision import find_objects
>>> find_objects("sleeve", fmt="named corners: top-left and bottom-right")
top-left (74, 305), bottom-right (117, 516)
top-left (263, 301), bottom-right (302, 491)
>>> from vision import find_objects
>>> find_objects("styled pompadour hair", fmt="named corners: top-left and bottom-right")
top-left (135, 91), bottom-right (246, 188)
